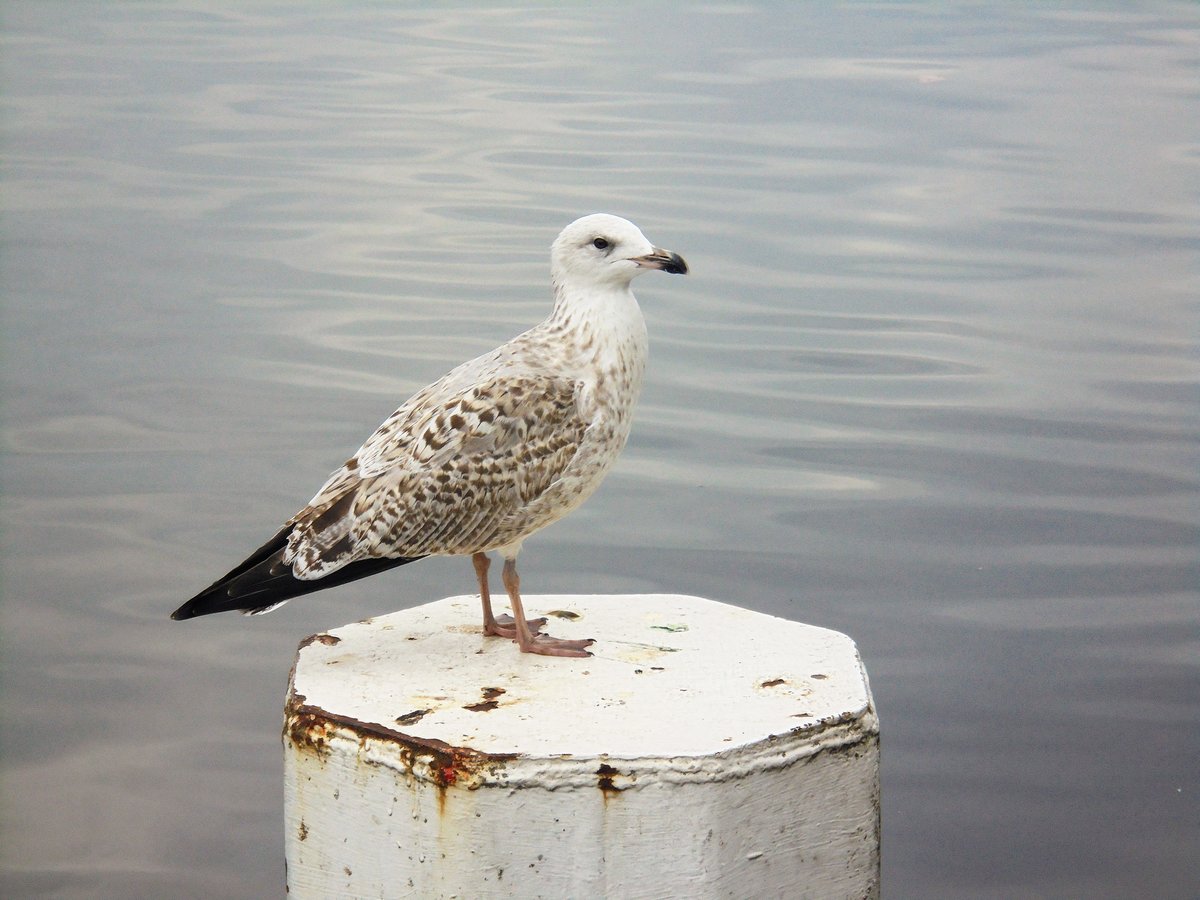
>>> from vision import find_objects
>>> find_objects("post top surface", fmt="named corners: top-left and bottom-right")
top-left (289, 594), bottom-right (874, 761)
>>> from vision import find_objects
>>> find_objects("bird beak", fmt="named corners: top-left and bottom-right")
top-left (631, 247), bottom-right (688, 275)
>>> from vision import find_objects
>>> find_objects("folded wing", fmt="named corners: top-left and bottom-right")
top-left (173, 368), bottom-right (590, 620)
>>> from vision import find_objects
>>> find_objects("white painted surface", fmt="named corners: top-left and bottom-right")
top-left (284, 594), bottom-right (879, 898)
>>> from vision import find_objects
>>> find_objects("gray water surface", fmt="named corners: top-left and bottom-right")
top-left (2, 3), bottom-right (1197, 897)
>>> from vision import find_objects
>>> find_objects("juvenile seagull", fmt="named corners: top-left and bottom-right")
top-left (172, 214), bottom-right (687, 657)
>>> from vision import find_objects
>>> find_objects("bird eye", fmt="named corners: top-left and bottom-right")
top-left (592, 237), bottom-right (609, 250)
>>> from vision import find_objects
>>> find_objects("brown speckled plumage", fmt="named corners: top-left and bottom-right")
top-left (172, 214), bottom-right (687, 657)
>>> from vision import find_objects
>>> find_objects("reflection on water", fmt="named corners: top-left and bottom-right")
top-left (2, 3), bottom-right (1197, 898)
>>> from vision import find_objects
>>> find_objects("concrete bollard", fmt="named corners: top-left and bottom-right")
top-left (283, 594), bottom-right (880, 899)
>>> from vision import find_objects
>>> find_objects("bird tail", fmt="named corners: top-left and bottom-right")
top-left (170, 526), bottom-right (423, 620)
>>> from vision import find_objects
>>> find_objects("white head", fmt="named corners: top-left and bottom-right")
top-left (550, 214), bottom-right (687, 293)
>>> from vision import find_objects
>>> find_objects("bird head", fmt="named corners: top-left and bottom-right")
top-left (551, 214), bottom-right (688, 291)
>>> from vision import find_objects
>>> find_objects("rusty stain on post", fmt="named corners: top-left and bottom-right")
top-left (285, 693), bottom-right (517, 792)
top-left (595, 762), bottom-right (625, 799)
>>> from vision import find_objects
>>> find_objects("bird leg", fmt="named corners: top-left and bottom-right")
top-left (474, 552), bottom-right (545, 638)
top-left (502, 558), bottom-right (594, 658)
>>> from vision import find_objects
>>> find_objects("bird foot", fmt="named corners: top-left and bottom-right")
top-left (484, 614), bottom-right (547, 639)
top-left (518, 634), bottom-right (596, 658)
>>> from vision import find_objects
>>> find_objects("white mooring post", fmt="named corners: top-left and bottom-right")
top-left (284, 594), bottom-right (880, 899)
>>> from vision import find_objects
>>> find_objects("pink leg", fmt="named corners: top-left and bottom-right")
top-left (474, 552), bottom-right (545, 638)
top-left (502, 558), bottom-right (594, 658)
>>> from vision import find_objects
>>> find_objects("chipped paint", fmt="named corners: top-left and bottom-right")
top-left (395, 709), bottom-right (431, 726)
top-left (595, 762), bottom-right (628, 798)
top-left (285, 695), bottom-right (517, 791)
top-left (463, 699), bottom-right (499, 712)
top-left (297, 632), bottom-right (341, 650)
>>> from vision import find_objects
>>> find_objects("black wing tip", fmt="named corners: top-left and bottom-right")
top-left (170, 588), bottom-right (236, 620)
top-left (172, 542), bottom-right (426, 622)
top-left (170, 601), bottom-right (202, 621)
top-left (171, 526), bottom-right (294, 621)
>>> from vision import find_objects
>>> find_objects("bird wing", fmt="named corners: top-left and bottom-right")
top-left (282, 368), bottom-right (590, 579)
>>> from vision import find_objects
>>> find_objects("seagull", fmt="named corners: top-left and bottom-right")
top-left (171, 214), bottom-right (687, 657)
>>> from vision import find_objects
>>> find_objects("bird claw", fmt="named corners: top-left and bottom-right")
top-left (484, 614), bottom-right (547, 639)
top-left (518, 634), bottom-right (595, 658)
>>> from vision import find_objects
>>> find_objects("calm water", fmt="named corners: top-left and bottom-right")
top-left (2, 3), bottom-right (1197, 897)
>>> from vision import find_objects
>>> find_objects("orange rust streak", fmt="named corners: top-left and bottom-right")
top-left (284, 697), bottom-right (517, 789)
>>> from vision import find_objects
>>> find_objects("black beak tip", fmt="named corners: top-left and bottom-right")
top-left (663, 252), bottom-right (688, 275)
